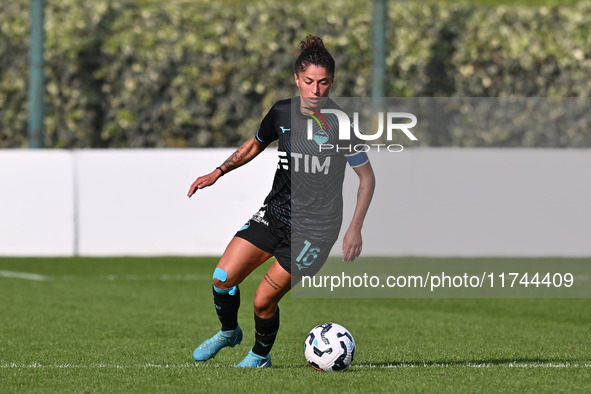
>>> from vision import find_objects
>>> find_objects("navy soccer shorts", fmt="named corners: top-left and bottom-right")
top-left (234, 206), bottom-right (337, 277)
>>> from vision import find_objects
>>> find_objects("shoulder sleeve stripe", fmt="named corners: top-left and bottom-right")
top-left (255, 129), bottom-right (274, 143)
top-left (345, 151), bottom-right (369, 168)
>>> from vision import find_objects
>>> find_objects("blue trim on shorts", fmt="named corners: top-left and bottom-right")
top-left (345, 151), bottom-right (369, 168)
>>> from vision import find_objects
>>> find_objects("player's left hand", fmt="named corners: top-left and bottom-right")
top-left (187, 170), bottom-right (221, 197)
top-left (342, 226), bottom-right (362, 262)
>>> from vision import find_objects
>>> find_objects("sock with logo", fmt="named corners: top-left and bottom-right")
top-left (251, 307), bottom-right (280, 357)
top-left (212, 285), bottom-right (240, 331)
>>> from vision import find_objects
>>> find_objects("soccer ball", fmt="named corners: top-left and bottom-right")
top-left (304, 323), bottom-right (355, 371)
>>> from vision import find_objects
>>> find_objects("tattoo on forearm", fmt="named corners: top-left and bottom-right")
top-left (357, 186), bottom-right (365, 199)
top-left (222, 146), bottom-right (246, 170)
top-left (264, 273), bottom-right (282, 290)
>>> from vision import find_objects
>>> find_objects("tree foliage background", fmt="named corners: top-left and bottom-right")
top-left (1, 0), bottom-right (590, 148)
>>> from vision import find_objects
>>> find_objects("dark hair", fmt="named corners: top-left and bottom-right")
top-left (294, 35), bottom-right (335, 77)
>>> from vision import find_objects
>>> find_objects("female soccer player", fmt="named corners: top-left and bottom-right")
top-left (187, 35), bottom-right (375, 368)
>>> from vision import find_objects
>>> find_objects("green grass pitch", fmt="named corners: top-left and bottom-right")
top-left (1, 257), bottom-right (590, 393)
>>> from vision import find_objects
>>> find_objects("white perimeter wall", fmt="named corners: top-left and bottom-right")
top-left (0, 148), bottom-right (589, 257)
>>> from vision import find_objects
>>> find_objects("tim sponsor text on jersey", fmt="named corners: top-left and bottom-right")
top-left (277, 151), bottom-right (330, 174)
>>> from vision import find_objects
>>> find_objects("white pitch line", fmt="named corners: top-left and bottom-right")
top-left (0, 362), bottom-right (197, 369)
top-left (352, 362), bottom-right (591, 369)
top-left (1, 364), bottom-right (223, 370)
top-left (1, 362), bottom-right (590, 369)
top-left (99, 274), bottom-right (209, 281)
top-left (0, 273), bottom-right (212, 282)
top-left (0, 273), bottom-right (259, 282)
top-left (0, 271), bottom-right (48, 281)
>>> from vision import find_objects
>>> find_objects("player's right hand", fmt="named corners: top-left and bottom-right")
top-left (187, 170), bottom-right (221, 197)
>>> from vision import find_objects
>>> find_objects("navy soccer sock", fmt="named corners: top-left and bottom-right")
top-left (212, 285), bottom-right (240, 332)
top-left (251, 308), bottom-right (280, 357)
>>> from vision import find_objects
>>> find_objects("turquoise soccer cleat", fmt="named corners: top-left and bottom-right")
top-left (193, 326), bottom-right (243, 361)
top-left (235, 350), bottom-right (272, 368)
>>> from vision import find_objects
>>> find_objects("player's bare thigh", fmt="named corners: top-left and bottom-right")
top-left (213, 237), bottom-right (273, 289)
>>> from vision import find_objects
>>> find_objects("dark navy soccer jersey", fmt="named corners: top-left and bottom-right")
top-left (255, 97), bottom-right (368, 239)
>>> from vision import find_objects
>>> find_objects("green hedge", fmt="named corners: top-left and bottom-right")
top-left (1, 1), bottom-right (590, 148)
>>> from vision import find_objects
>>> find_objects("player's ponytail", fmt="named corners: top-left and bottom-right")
top-left (294, 35), bottom-right (335, 77)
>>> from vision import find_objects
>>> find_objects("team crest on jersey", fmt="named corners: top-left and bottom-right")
top-left (312, 130), bottom-right (329, 145)
top-left (305, 108), bottom-right (330, 146)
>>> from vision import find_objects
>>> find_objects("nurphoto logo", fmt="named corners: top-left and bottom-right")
top-left (306, 108), bottom-right (418, 153)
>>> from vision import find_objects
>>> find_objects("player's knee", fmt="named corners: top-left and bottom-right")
top-left (212, 277), bottom-right (227, 289)
top-left (212, 267), bottom-right (237, 295)
top-left (253, 295), bottom-right (276, 318)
